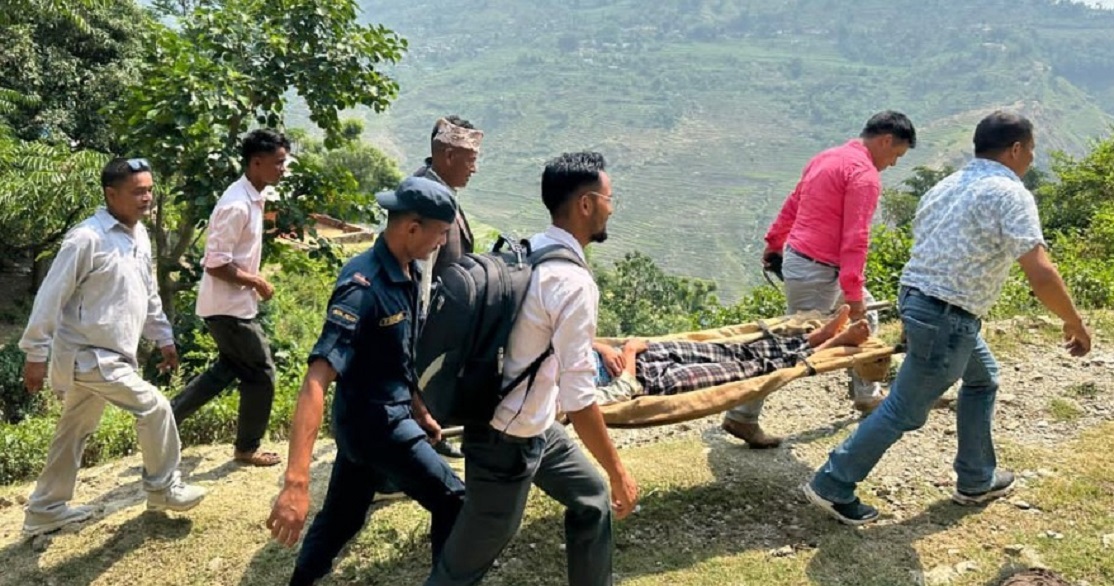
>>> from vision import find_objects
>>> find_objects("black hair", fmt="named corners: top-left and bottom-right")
top-left (241, 129), bottom-right (291, 167)
top-left (541, 151), bottom-right (607, 215)
top-left (861, 110), bottom-right (917, 148)
top-left (100, 157), bottom-right (151, 189)
top-left (973, 111), bottom-right (1034, 156)
top-left (386, 209), bottom-right (421, 225)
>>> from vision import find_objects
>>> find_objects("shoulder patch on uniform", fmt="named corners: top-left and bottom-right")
top-left (352, 272), bottom-right (370, 286)
top-left (330, 306), bottom-right (359, 325)
top-left (379, 311), bottom-right (406, 327)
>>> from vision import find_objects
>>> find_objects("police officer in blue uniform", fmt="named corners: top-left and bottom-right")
top-left (266, 177), bottom-right (466, 586)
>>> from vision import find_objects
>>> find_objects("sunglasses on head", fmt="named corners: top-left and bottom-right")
top-left (126, 158), bottom-right (151, 172)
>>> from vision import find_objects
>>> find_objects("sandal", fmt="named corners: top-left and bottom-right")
top-left (233, 450), bottom-right (282, 467)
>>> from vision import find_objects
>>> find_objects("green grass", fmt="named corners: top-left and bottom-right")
top-left (1068, 382), bottom-right (1101, 399)
top-left (1048, 398), bottom-right (1085, 422)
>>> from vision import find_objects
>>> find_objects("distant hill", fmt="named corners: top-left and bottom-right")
top-left (346, 0), bottom-right (1114, 300)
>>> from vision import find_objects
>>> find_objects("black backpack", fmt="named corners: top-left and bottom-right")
top-left (416, 235), bottom-right (587, 427)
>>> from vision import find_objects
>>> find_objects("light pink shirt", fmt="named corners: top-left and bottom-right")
top-left (491, 226), bottom-right (599, 438)
top-left (195, 176), bottom-right (270, 319)
top-left (764, 140), bottom-right (881, 302)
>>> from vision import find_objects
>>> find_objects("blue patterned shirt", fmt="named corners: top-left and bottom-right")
top-left (900, 158), bottom-right (1045, 317)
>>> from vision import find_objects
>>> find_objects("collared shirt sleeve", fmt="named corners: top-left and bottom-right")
top-left (837, 168), bottom-right (881, 302)
top-left (999, 186), bottom-right (1046, 260)
top-left (19, 229), bottom-right (96, 362)
top-left (308, 276), bottom-right (375, 379)
top-left (543, 268), bottom-right (600, 414)
top-left (765, 177), bottom-right (805, 251)
top-left (203, 202), bottom-right (251, 268)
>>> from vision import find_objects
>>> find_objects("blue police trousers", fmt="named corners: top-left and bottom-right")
top-left (292, 405), bottom-right (464, 584)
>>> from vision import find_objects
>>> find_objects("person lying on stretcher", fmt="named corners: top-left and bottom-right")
top-left (592, 305), bottom-right (870, 405)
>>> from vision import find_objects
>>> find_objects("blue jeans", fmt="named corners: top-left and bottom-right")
top-left (810, 287), bottom-right (1001, 503)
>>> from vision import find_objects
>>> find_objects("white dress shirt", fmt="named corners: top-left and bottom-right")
top-left (491, 226), bottom-right (599, 438)
top-left (20, 208), bottom-right (174, 393)
top-left (195, 176), bottom-right (271, 319)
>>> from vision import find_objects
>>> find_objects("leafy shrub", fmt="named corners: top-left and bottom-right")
top-left (0, 416), bottom-right (56, 484)
top-left (865, 225), bottom-right (913, 306)
top-left (0, 338), bottom-right (46, 424)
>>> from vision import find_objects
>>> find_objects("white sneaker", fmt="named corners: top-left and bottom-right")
top-left (23, 504), bottom-right (96, 536)
top-left (147, 480), bottom-right (207, 512)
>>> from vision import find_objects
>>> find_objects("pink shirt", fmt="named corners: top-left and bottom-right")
top-left (195, 176), bottom-right (270, 319)
top-left (764, 140), bottom-right (881, 302)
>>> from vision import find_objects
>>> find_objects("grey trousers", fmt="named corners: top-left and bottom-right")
top-left (425, 424), bottom-right (613, 586)
top-left (171, 316), bottom-right (275, 453)
top-left (27, 369), bottom-right (181, 515)
top-left (726, 247), bottom-right (881, 424)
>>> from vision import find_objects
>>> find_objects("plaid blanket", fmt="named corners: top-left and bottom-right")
top-left (635, 336), bottom-right (812, 395)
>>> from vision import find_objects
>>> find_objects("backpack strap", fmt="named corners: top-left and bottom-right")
top-left (500, 343), bottom-right (553, 396)
top-left (527, 243), bottom-right (589, 271)
top-left (494, 244), bottom-right (588, 428)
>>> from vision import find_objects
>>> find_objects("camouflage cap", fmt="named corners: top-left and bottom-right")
top-left (432, 117), bottom-right (484, 151)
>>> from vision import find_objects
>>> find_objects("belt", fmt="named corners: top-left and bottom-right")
top-left (902, 287), bottom-right (977, 320)
top-left (463, 425), bottom-right (535, 445)
top-left (786, 244), bottom-right (839, 270)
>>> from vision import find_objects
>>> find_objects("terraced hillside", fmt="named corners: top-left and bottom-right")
top-left (341, 0), bottom-right (1114, 299)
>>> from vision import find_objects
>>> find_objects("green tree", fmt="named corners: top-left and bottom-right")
top-left (293, 119), bottom-right (404, 222)
top-left (0, 0), bottom-right (147, 150)
top-left (117, 0), bottom-right (407, 320)
top-left (878, 164), bottom-right (955, 229)
top-left (1036, 141), bottom-right (1114, 235)
top-left (596, 251), bottom-right (718, 336)
top-left (0, 94), bottom-right (108, 290)
top-left (0, 1), bottom-right (146, 291)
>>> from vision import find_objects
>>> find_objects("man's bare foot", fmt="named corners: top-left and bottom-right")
top-left (818, 319), bottom-right (871, 349)
top-left (808, 305), bottom-right (851, 347)
top-left (233, 449), bottom-right (282, 467)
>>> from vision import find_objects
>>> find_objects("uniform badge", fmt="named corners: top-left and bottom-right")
top-left (330, 307), bottom-right (359, 324)
top-left (379, 311), bottom-right (406, 327)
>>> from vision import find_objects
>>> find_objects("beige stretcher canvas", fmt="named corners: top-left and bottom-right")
top-left (593, 313), bottom-right (898, 428)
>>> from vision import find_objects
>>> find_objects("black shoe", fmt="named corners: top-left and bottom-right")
top-left (802, 483), bottom-right (879, 526)
top-left (433, 439), bottom-right (464, 459)
top-left (952, 469), bottom-right (1015, 505)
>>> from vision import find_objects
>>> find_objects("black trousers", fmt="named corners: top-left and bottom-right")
top-left (425, 424), bottom-right (614, 586)
top-left (170, 315), bottom-right (275, 452)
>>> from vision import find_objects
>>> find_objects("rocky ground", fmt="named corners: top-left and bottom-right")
top-left (0, 316), bottom-right (1111, 585)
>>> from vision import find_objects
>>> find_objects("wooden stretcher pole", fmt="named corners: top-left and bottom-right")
top-left (865, 300), bottom-right (892, 312)
top-left (437, 301), bottom-right (896, 439)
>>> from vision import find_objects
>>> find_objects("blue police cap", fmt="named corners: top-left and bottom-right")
top-left (376, 177), bottom-right (458, 223)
